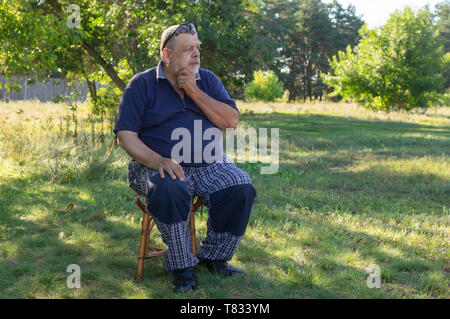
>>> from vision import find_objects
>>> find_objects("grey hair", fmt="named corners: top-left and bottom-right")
top-left (160, 25), bottom-right (180, 58)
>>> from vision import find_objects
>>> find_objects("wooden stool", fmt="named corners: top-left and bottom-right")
top-left (134, 193), bottom-right (204, 281)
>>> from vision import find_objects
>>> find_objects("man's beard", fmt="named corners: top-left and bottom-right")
top-left (189, 62), bottom-right (200, 74)
top-left (173, 61), bottom-right (200, 75)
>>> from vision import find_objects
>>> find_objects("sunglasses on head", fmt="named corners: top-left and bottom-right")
top-left (162, 23), bottom-right (197, 50)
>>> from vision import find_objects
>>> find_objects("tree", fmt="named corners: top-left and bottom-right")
top-left (0, 0), bottom-right (257, 103)
top-left (252, 0), bottom-right (363, 102)
top-left (325, 7), bottom-right (447, 111)
top-left (435, 1), bottom-right (450, 90)
top-left (436, 0), bottom-right (450, 53)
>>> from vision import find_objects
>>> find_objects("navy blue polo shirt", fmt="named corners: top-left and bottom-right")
top-left (113, 60), bottom-right (238, 167)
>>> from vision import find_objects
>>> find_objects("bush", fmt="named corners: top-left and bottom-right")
top-left (437, 90), bottom-right (450, 106)
top-left (244, 70), bottom-right (284, 102)
top-left (325, 7), bottom-right (448, 111)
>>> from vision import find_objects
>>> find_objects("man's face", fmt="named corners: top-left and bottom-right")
top-left (167, 33), bottom-right (201, 75)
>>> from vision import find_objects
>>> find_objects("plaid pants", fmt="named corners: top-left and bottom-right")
top-left (128, 156), bottom-right (257, 271)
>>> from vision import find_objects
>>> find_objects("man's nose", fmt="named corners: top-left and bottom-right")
top-left (193, 47), bottom-right (200, 57)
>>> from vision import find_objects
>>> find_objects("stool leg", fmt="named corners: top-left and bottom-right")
top-left (137, 212), bottom-right (150, 281)
top-left (144, 216), bottom-right (154, 256)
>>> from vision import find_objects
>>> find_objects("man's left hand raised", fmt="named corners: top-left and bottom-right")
top-left (176, 68), bottom-right (198, 97)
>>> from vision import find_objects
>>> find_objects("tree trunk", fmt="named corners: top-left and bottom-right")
top-left (318, 71), bottom-right (323, 102)
top-left (86, 78), bottom-right (97, 103)
top-left (86, 78), bottom-right (97, 146)
top-left (82, 43), bottom-right (126, 91)
top-left (307, 61), bottom-right (312, 102)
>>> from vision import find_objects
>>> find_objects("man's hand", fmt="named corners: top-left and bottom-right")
top-left (176, 68), bottom-right (198, 97)
top-left (153, 156), bottom-right (185, 182)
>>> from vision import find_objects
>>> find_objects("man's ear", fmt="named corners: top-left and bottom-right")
top-left (162, 48), bottom-right (171, 67)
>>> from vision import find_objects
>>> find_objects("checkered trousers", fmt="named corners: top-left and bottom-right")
top-left (128, 155), bottom-right (254, 271)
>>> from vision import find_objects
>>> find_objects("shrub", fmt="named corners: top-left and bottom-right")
top-left (244, 70), bottom-right (284, 102)
top-left (325, 7), bottom-right (448, 111)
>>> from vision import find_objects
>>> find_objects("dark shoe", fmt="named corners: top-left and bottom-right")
top-left (200, 260), bottom-right (244, 277)
top-left (169, 267), bottom-right (196, 293)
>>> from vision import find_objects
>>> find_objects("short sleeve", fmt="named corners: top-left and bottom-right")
top-left (206, 71), bottom-right (239, 113)
top-left (113, 76), bottom-right (147, 135)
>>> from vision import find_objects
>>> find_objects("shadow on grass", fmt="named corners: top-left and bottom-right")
top-left (237, 208), bottom-right (442, 298)
top-left (241, 112), bottom-right (450, 155)
top-left (0, 174), bottom-right (146, 297)
top-left (258, 165), bottom-right (449, 213)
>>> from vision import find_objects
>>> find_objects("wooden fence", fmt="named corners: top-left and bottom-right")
top-left (0, 74), bottom-right (89, 102)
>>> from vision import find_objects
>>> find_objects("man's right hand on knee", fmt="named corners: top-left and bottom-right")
top-left (116, 130), bottom-right (185, 181)
top-left (153, 157), bottom-right (185, 181)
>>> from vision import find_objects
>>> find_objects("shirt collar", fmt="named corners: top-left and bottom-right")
top-left (157, 59), bottom-right (201, 81)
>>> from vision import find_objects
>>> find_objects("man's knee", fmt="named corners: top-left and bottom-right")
top-left (145, 175), bottom-right (191, 223)
top-left (233, 183), bottom-right (257, 204)
top-left (208, 184), bottom-right (257, 235)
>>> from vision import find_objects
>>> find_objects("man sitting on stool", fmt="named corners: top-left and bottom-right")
top-left (114, 23), bottom-right (257, 293)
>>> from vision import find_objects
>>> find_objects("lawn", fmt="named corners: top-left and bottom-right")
top-left (0, 100), bottom-right (448, 298)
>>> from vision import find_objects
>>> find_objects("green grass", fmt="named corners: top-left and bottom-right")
top-left (0, 100), bottom-right (449, 298)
